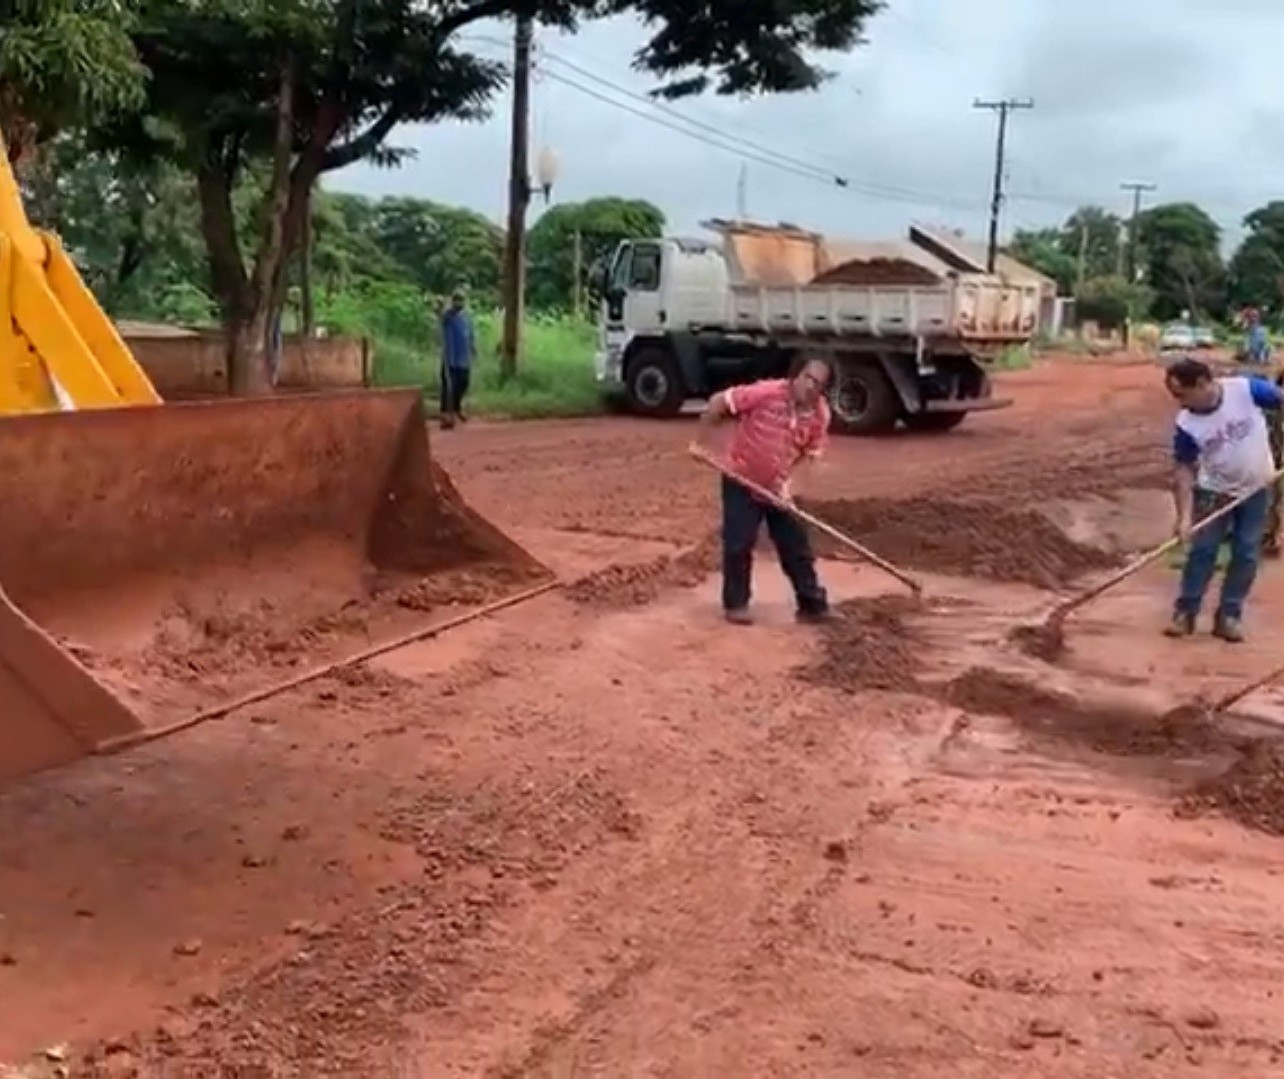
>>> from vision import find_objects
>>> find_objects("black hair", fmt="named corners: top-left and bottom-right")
top-left (790, 353), bottom-right (833, 384)
top-left (1166, 356), bottom-right (1213, 387)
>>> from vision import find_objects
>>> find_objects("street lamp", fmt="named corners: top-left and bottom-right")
top-left (533, 146), bottom-right (559, 203)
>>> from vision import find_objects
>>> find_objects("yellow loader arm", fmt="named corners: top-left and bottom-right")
top-left (0, 123), bottom-right (161, 414)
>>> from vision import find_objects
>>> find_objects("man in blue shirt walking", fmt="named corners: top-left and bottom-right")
top-left (440, 289), bottom-right (475, 429)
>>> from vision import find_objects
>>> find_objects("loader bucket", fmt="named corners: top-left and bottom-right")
top-left (0, 389), bottom-right (549, 781)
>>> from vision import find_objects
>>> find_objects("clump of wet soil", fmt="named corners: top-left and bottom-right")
top-left (1008, 620), bottom-right (1066, 662)
top-left (798, 595), bottom-right (924, 693)
top-left (799, 497), bottom-right (1118, 589)
top-left (391, 561), bottom-right (550, 613)
top-left (564, 533), bottom-right (719, 608)
top-left (946, 667), bottom-right (1226, 758)
top-left (1178, 738), bottom-right (1284, 837)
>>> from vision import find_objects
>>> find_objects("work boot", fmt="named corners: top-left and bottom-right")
top-left (724, 607), bottom-right (753, 626)
top-left (1213, 615), bottom-right (1245, 643)
top-left (440, 412), bottom-right (456, 430)
top-left (1264, 536), bottom-right (1281, 559)
top-left (458, 408), bottom-right (470, 423)
top-left (1163, 611), bottom-right (1196, 638)
top-left (796, 607), bottom-right (834, 625)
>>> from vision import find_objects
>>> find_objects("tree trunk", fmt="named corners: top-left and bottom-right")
top-left (227, 315), bottom-right (273, 396)
top-left (300, 190), bottom-right (315, 337)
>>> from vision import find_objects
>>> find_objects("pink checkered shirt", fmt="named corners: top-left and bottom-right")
top-left (725, 379), bottom-right (829, 494)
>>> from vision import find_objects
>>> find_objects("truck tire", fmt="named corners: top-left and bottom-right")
top-left (625, 347), bottom-right (685, 418)
top-left (903, 410), bottom-right (967, 433)
top-left (828, 360), bottom-right (899, 435)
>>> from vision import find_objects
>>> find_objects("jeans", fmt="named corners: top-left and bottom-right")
top-left (440, 364), bottom-right (471, 415)
top-left (721, 476), bottom-right (828, 614)
top-left (1177, 487), bottom-right (1270, 621)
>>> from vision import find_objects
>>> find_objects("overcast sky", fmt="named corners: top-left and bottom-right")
top-left (331, 0), bottom-right (1281, 248)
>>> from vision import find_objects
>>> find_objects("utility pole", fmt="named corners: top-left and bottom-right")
top-left (571, 228), bottom-right (583, 319)
top-left (973, 98), bottom-right (1033, 272)
top-left (1120, 181), bottom-right (1156, 283)
top-left (736, 162), bottom-right (748, 221)
top-left (1075, 220), bottom-right (1088, 294)
top-left (499, 13), bottom-right (533, 382)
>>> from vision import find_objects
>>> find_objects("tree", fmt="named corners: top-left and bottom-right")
top-left (100, 0), bottom-right (885, 393)
top-left (1076, 275), bottom-right (1152, 331)
top-left (0, 0), bottom-right (145, 165)
top-left (1136, 202), bottom-right (1225, 320)
top-left (372, 198), bottom-right (503, 301)
top-left (1228, 201), bottom-right (1284, 313)
top-left (1006, 227), bottom-right (1075, 295)
top-left (1059, 206), bottom-right (1123, 284)
top-left (527, 197), bottom-right (665, 311)
top-left (22, 127), bottom-right (203, 313)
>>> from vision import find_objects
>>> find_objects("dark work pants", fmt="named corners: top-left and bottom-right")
top-left (440, 364), bottom-right (471, 415)
top-left (721, 476), bottom-right (828, 614)
top-left (1177, 488), bottom-right (1270, 622)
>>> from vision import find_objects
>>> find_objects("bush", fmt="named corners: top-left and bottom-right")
top-left (317, 284), bottom-right (601, 418)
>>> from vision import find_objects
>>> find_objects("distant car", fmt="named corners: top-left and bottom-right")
top-left (1159, 323), bottom-right (1196, 351)
top-left (1192, 326), bottom-right (1216, 350)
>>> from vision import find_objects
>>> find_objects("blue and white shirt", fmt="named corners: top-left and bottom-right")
top-left (1173, 376), bottom-right (1282, 496)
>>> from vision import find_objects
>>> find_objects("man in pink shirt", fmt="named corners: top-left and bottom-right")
top-left (690, 358), bottom-right (833, 625)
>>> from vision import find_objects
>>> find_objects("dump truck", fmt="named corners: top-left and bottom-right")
top-left (0, 124), bottom-right (545, 782)
top-left (591, 220), bottom-right (1041, 434)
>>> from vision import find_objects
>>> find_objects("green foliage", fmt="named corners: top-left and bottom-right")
top-left (1007, 228), bottom-right (1076, 294)
top-left (0, 0), bottom-right (145, 160)
top-left (1228, 201), bottom-right (1284, 313)
top-left (368, 197), bottom-right (504, 301)
top-left (1076, 275), bottom-right (1152, 330)
top-left (327, 284), bottom-right (598, 418)
top-left (527, 197), bottom-right (665, 311)
top-left (1135, 202), bottom-right (1225, 321)
top-left (1060, 206), bottom-right (1123, 281)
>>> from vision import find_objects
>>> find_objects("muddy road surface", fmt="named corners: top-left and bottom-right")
top-left (5, 355), bottom-right (1284, 1078)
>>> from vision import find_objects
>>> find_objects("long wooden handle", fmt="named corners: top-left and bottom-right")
top-left (1212, 662), bottom-right (1284, 715)
top-left (691, 450), bottom-right (924, 595)
top-left (1051, 466), bottom-right (1284, 621)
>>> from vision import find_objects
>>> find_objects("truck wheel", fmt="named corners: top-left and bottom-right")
top-left (903, 410), bottom-right (967, 433)
top-left (625, 347), bottom-right (685, 418)
top-left (828, 361), bottom-right (899, 435)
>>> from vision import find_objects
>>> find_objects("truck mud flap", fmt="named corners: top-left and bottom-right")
top-left (0, 389), bottom-right (550, 781)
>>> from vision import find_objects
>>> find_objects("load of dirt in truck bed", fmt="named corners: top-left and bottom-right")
top-left (1178, 738), bottom-right (1284, 837)
top-left (812, 257), bottom-right (941, 287)
top-left (799, 595), bottom-right (923, 693)
top-left (799, 496), bottom-right (1119, 589)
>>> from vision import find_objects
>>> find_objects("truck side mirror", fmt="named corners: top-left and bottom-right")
top-left (587, 261), bottom-right (608, 298)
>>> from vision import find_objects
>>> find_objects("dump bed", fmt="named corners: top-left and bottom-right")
top-left (723, 277), bottom-right (1039, 342)
top-left (709, 220), bottom-right (1041, 344)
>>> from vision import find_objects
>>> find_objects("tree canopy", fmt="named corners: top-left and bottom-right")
top-left (527, 197), bottom-right (665, 310)
top-left (68, 0), bottom-right (885, 390)
top-left (0, 0), bottom-right (145, 163)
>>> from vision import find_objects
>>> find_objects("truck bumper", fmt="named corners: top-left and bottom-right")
top-left (594, 346), bottom-right (625, 389)
top-left (923, 396), bottom-right (1013, 414)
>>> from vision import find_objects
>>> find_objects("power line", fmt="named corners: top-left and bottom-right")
top-left (539, 65), bottom-right (985, 214)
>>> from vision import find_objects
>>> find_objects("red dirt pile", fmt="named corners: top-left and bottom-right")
top-left (946, 667), bottom-right (1225, 758)
top-left (799, 497), bottom-right (1118, 589)
top-left (1179, 738), bottom-right (1284, 837)
top-left (812, 257), bottom-right (941, 287)
top-left (799, 595), bottom-right (923, 693)
top-left (564, 533), bottom-right (720, 608)
top-left (392, 561), bottom-right (551, 613)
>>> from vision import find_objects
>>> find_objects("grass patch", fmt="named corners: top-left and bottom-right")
top-left (317, 283), bottom-right (602, 419)
top-left (996, 343), bottom-right (1034, 370)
